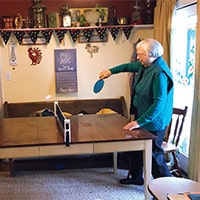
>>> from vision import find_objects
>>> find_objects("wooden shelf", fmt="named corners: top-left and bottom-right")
top-left (0, 24), bottom-right (153, 45)
top-left (0, 24), bottom-right (153, 32)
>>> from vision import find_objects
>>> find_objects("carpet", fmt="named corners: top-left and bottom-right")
top-left (0, 168), bottom-right (144, 200)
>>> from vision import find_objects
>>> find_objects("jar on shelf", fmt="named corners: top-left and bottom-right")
top-left (60, 4), bottom-right (72, 27)
top-left (31, 0), bottom-right (46, 28)
top-left (131, 0), bottom-right (141, 25)
top-left (107, 5), bottom-right (118, 25)
top-left (142, 0), bottom-right (154, 24)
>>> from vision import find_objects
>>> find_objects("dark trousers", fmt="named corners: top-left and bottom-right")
top-left (129, 128), bottom-right (171, 179)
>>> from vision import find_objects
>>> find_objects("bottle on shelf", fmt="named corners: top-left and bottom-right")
top-left (131, 0), bottom-right (141, 25)
top-left (142, 0), bottom-right (154, 24)
top-left (60, 4), bottom-right (72, 27)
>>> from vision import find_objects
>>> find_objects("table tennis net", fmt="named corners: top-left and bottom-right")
top-left (54, 102), bottom-right (71, 146)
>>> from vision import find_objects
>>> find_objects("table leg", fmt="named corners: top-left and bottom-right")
top-left (143, 140), bottom-right (152, 200)
top-left (113, 152), bottom-right (117, 174)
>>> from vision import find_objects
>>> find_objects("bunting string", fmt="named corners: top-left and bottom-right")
top-left (0, 25), bottom-right (135, 45)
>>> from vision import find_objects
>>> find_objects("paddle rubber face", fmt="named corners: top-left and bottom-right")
top-left (93, 79), bottom-right (104, 93)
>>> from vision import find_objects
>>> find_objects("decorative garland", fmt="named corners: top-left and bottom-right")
top-left (0, 25), bottom-right (133, 45)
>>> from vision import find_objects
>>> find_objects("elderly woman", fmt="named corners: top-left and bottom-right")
top-left (99, 38), bottom-right (174, 185)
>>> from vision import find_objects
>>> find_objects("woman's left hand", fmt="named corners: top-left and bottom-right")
top-left (123, 120), bottom-right (140, 130)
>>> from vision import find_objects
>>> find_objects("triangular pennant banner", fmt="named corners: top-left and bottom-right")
top-left (0, 30), bottom-right (12, 44)
top-left (95, 27), bottom-right (107, 41)
top-left (41, 29), bottom-right (53, 43)
top-left (54, 29), bottom-right (67, 43)
top-left (14, 31), bottom-right (25, 45)
top-left (108, 27), bottom-right (120, 41)
top-left (27, 30), bottom-right (40, 44)
top-left (68, 29), bottom-right (81, 43)
top-left (122, 27), bottom-right (133, 40)
top-left (82, 29), bottom-right (94, 42)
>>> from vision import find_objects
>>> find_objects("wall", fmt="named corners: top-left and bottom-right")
top-left (0, 0), bottom-right (154, 118)
top-left (0, 0), bottom-right (133, 18)
top-left (0, 27), bottom-right (153, 106)
top-left (0, 0), bottom-right (135, 28)
top-left (0, 0), bottom-right (156, 28)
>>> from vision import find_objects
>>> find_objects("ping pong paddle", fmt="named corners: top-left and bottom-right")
top-left (93, 79), bottom-right (104, 93)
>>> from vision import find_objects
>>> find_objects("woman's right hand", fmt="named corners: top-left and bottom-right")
top-left (99, 70), bottom-right (112, 79)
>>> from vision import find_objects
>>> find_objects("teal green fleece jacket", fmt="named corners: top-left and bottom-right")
top-left (110, 57), bottom-right (174, 131)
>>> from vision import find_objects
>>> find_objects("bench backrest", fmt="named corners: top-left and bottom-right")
top-left (3, 96), bottom-right (128, 119)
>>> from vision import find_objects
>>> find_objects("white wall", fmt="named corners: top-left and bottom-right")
top-left (0, 27), bottom-right (153, 109)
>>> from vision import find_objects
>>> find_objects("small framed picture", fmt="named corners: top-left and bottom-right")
top-left (70, 7), bottom-right (108, 27)
top-left (22, 36), bottom-right (47, 45)
top-left (71, 9), bottom-right (81, 26)
top-left (78, 33), bottom-right (108, 43)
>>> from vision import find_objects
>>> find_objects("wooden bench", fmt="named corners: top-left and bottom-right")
top-left (3, 96), bottom-right (128, 118)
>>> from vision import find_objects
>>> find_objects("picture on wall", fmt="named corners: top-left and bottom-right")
top-left (70, 7), bottom-right (108, 26)
top-left (55, 49), bottom-right (78, 94)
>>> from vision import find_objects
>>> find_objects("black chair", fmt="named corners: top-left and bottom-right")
top-left (162, 106), bottom-right (188, 177)
top-left (125, 106), bottom-right (188, 178)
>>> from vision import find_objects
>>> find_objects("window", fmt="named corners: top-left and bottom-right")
top-left (171, 3), bottom-right (197, 172)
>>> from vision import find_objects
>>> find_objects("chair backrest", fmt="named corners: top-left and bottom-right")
top-left (164, 106), bottom-right (188, 147)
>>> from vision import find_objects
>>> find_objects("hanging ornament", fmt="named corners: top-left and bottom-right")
top-left (9, 41), bottom-right (17, 69)
top-left (85, 43), bottom-right (99, 58)
top-left (28, 47), bottom-right (42, 65)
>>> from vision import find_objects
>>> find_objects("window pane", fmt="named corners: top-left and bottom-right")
top-left (171, 5), bottom-right (196, 156)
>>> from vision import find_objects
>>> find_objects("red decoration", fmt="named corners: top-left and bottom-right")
top-left (28, 47), bottom-right (42, 65)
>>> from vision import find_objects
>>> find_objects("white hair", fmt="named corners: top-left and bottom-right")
top-left (136, 38), bottom-right (164, 58)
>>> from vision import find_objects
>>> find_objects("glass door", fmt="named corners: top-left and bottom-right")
top-left (170, 3), bottom-right (197, 173)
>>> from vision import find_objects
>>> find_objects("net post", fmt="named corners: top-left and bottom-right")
top-left (64, 118), bottom-right (71, 146)
top-left (54, 101), bottom-right (58, 117)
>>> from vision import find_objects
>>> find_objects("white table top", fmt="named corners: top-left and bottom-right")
top-left (148, 177), bottom-right (200, 200)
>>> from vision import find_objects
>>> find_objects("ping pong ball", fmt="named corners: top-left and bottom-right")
top-left (45, 95), bottom-right (51, 100)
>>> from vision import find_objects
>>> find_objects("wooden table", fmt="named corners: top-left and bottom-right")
top-left (148, 177), bottom-right (200, 200)
top-left (0, 114), bottom-right (156, 200)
